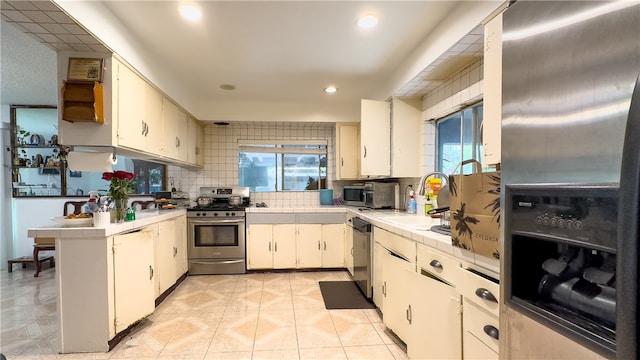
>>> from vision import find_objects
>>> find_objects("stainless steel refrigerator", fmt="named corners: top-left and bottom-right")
top-left (500, 1), bottom-right (640, 359)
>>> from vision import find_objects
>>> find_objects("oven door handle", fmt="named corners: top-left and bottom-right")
top-left (188, 219), bottom-right (245, 225)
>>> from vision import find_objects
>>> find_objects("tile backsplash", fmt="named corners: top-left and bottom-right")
top-left (168, 121), bottom-right (335, 207)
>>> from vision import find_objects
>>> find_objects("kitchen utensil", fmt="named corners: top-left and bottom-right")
top-left (196, 196), bottom-right (212, 207)
top-left (228, 195), bottom-right (242, 206)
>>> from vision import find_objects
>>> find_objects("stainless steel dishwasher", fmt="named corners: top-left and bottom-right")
top-left (352, 217), bottom-right (372, 299)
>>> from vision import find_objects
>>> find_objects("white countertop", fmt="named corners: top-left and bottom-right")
top-left (27, 209), bottom-right (186, 239)
top-left (247, 205), bottom-right (500, 279)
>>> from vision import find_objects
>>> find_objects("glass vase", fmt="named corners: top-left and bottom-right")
top-left (112, 198), bottom-right (128, 223)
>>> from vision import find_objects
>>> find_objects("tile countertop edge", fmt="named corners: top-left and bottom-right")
top-left (27, 209), bottom-right (187, 239)
top-left (343, 207), bottom-right (500, 280)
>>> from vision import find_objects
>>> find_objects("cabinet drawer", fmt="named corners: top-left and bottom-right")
top-left (296, 213), bottom-right (345, 224)
top-left (417, 244), bottom-right (459, 285)
top-left (463, 329), bottom-right (498, 360)
top-left (463, 299), bottom-right (499, 353)
top-left (373, 227), bottom-right (416, 261)
top-left (247, 213), bottom-right (296, 224)
top-left (456, 267), bottom-right (500, 317)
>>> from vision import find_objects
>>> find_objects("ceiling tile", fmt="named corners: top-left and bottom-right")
top-left (47, 11), bottom-right (75, 24)
top-left (18, 22), bottom-right (46, 33)
top-left (55, 33), bottom-right (81, 43)
top-left (32, 1), bottom-right (62, 12)
top-left (2, 9), bottom-right (31, 22)
top-left (5, 1), bottom-right (38, 11)
top-left (61, 23), bottom-right (87, 35)
top-left (34, 33), bottom-right (60, 43)
top-left (23, 10), bottom-right (54, 23)
top-left (40, 22), bottom-right (68, 35)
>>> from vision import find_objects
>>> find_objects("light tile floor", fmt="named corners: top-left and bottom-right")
top-left (1, 267), bottom-right (408, 360)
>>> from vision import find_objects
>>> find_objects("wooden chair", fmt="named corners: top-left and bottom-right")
top-left (33, 201), bottom-right (86, 277)
top-left (131, 200), bottom-right (156, 211)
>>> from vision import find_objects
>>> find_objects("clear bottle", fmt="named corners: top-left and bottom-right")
top-left (407, 191), bottom-right (417, 214)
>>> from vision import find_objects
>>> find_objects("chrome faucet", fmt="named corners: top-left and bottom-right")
top-left (416, 171), bottom-right (448, 196)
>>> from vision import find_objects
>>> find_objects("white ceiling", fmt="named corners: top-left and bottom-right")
top-left (1, 0), bottom-right (493, 123)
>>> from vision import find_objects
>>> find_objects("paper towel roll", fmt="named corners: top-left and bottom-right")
top-left (67, 152), bottom-right (117, 172)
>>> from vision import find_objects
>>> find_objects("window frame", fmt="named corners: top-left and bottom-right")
top-left (238, 139), bottom-right (328, 192)
top-left (435, 101), bottom-right (484, 175)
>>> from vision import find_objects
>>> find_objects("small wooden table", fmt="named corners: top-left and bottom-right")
top-left (8, 254), bottom-right (54, 274)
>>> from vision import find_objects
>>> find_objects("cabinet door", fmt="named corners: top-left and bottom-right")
top-left (390, 97), bottom-right (422, 177)
top-left (162, 99), bottom-right (189, 161)
top-left (297, 224), bottom-right (323, 268)
top-left (113, 228), bottom-right (155, 334)
top-left (406, 269), bottom-right (462, 360)
top-left (272, 224), bottom-right (297, 269)
top-left (247, 224), bottom-right (273, 269)
top-left (321, 224), bottom-right (345, 267)
top-left (381, 251), bottom-right (414, 342)
top-left (336, 123), bottom-right (359, 179)
top-left (116, 63), bottom-right (146, 150)
top-left (372, 242), bottom-right (385, 311)
top-left (483, 12), bottom-right (503, 166)
top-left (174, 215), bottom-right (188, 276)
top-left (143, 83), bottom-right (164, 155)
top-left (187, 116), bottom-right (203, 166)
top-left (360, 99), bottom-right (390, 177)
top-left (157, 220), bottom-right (177, 296)
top-left (345, 224), bottom-right (354, 276)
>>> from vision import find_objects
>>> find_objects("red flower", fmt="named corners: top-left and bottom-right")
top-left (102, 172), bottom-right (114, 181)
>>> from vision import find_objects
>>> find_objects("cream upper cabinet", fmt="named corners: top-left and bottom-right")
top-left (336, 123), bottom-right (360, 179)
top-left (162, 99), bottom-right (189, 162)
top-left (360, 99), bottom-right (391, 177)
top-left (483, 11), bottom-right (503, 166)
top-left (116, 61), bottom-right (164, 155)
top-left (188, 116), bottom-right (204, 166)
top-left (390, 97), bottom-right (422, 177)
top-left (116, 61), bottom-right (146, 150)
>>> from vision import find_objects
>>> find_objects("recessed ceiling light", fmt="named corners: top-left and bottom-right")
top-left (324, 86), bottom-right (339, 94)
top-left (179, 4), bottom-right (202, 22)
top-left (356, 15), bottom-right (378, 29)
top-left (220, 84), bottom-right (236, 91)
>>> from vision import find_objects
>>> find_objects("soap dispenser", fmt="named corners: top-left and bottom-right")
top-left (407, 190), bottom-right (417, 214)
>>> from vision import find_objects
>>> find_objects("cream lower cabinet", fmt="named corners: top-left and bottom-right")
top-left (372, 241), bottom-right (385, 311)
top-left (406, 269), bottom-right (462, 359)
top-left (112, 227), bottom-right (156, 334)
top-left (247, 224), bottom-right (297, 269)
top-left (297, 224), bottom-right (345, 268)
top-left (381, 250), bottom-right (415, 341)
top-left (155, 216), bottom-right (188, 297)
top-left (457, 266), bottom-right (500, 359)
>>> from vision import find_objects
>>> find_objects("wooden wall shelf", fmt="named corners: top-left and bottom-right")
top-left (61, 81), bottom-right (104, 124)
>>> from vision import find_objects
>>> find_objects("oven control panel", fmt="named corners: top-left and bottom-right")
top-left (188, 211), bottom-right (245, 218)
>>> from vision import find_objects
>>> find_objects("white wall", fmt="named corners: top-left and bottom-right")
top-left (167, 122), bottom-right (335, 208)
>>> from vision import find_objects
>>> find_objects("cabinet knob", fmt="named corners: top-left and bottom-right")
top-left (475, 288), bottom-right (498, 303)
top-left (149, 265), bottom-right (154, 280)
top-left (483, 325), bottom-right (499, 340)
top-left (406, 304), bottom-right (412, 324)
top-left (363, 146), bottom-right (367, 158)
top-left (429, 259), bottom-right (443, 270)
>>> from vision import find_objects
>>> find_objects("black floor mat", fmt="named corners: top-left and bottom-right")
top-left (319, 281), bottom-right (375, 309)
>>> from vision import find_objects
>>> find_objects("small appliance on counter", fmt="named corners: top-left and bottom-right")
top-left (154, 191), bottom-right (191, 209)
top-left (364, 182), bottom-right (398, 209)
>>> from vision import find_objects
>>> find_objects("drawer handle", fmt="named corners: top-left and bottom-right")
top-left (429, 259), bottom-right (443, 270)
top-left (483, 325), bottom-right (499, 340)
top-left (475, 288), bottom-right (498, 303)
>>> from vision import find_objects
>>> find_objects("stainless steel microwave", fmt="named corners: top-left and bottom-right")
top-left (342, 186), bottom-right (366, 206)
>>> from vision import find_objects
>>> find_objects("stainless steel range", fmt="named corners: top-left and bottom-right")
top-left (187, 186), bottom-right (250, 275)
